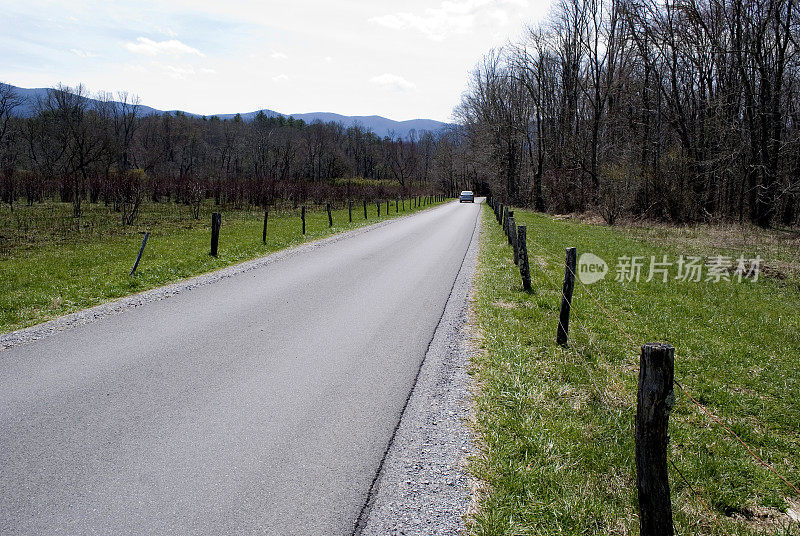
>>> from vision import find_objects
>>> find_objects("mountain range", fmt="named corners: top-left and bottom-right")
top-left (5, 84), bottom-right (448, 139)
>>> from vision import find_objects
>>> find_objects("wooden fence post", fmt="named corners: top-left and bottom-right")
top-left (349, 201), bottom-right (352, 223)
top-left (210, 212), bottom-right (221, 256)
top-left (377, 200), bottom-right (381, 217)
top-left (556, 247), bottom-right (577, 345)
top-left (506, 211), bottom-right (514, 245)
top-left (262, 210), bottom-right (268, 244)
top-left (396, 198), bottom-right (399, 212)
top-left (386, 199), bottom-right (389, 214)
top-left (517, 225), bottom-right (531, 290)
top-left (511, 217), bottom-right (519, 265)
top-left (130, 231), bottom-right (149, 275)
top-left (364, 199), bottom-right (367, 219)
top-left (301, 206), bottom-right (306, 235)
top-left (326, 203), bottom-right (333, 227)
top-left (636, 343), bottom-right (675, 536)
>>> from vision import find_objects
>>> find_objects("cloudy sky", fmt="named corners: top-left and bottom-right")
top-left (1, 0), bottom-right (553, 122)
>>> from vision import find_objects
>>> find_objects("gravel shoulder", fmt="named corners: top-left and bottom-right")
top-left (356, 201), bottom-right (481, 535)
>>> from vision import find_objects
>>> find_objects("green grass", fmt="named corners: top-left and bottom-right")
top-left (0, 197), bottom-right (444, 334)
top-left (469, 205), bottom-right (800, 535)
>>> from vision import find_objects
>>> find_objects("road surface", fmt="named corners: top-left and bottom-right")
top-left (0, 199), bottom-right (482, 535)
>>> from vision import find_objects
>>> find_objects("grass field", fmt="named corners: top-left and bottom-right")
top-left (469, 205), bottom-right (800, 535)
top-left (0, 197), bottom-right (443, 334)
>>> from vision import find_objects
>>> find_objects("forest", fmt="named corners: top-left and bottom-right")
top-left (0, 82), bottom-right (469, 222)
top-left (1, 0), bottom-right (798, 228)
top-left (457, 0), bottom-right (799, 227)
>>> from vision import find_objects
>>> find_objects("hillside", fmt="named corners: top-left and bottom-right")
top-left (5, 84), bottom-right (447, 139)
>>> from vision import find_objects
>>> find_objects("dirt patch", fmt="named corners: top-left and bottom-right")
top-left (788, 498), bottom-right (800, 523)
top-left (729, 498), bottom-right (800, 532)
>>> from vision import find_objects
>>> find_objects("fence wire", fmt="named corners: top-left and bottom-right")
top-left (488, 201), bottom-right (800, 531)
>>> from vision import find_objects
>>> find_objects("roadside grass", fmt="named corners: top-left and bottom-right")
top-left (0, 197), bottom-right (445, 334)
top-left (469, 205), bottom-right (800, 535)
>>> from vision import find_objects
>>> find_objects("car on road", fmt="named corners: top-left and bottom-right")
top-left (459, 191), bottom-right (475, 203)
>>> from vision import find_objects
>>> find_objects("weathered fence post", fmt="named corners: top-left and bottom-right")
top-left (363, 199), bottom-right (367, 219)
top-left (636, 343), bottom-right (675, 536)
top-left (262, 210), bottom-right (268, 244)
top-left (517, 225), bottom-right (531, 290)
top-left (506, 211), bottom-right (514, 245)
top-left (511, 217), bottom-right (519, 265)
top-left (377, 201), bottom-right (381, 217)
top-left (349, 200), bottom-right (352, 223)
top-left (396, 198), bottom-right (399, 212)
top-left (386, 199), bottom-right (389, 214)
top-left (556, 247), bottom-right (577, 345)
top-left (210, 212), bottom-right (221, 256)
top-left (326, 203), bottom-right (333, 227)
top-left (130, 231), bottom-right (149, 276)
top-left (301, 206), bottom-right (306, 235)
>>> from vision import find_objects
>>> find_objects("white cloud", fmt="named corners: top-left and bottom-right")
top-left (272, 73), bottom-right (289, 82)
top-left (155, 26), bottom-right (178, 38)
top-left (324, 56), bottom-right (333, 63)
top-left (370, 73), bottom-right (417, 92)
top-left (200, 67), bottom-right (217, 74)
top-left (270, 50), bottom-right (288, 60)
top-left (124, 37), bottom-right (204, 57)
top-left (70, 49), bottom-right (97, 58)
top-left (370, 0), bottom-right (525, 41)
top-left (153, 63), bottom-right (197, 79)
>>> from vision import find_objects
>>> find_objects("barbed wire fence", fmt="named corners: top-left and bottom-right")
top-left (486, 197), bottom-right (799, 536)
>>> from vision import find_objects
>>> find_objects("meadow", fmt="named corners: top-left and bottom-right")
top-left (0, 196), bottom-right (443, 334)
top-left (469, 205), bottom-right (800, 535)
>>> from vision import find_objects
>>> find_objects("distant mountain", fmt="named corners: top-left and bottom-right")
top-left (4, 84), bottom-right (448, 139)
top-left (9, 86), bottom-right (165, 118)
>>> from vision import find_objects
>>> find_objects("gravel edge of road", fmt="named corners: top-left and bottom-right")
top-left (0, 207), bottom-right (447, 352)
top-left (356, 204), bottom-right (481, 536)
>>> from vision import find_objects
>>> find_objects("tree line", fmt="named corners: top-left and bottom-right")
top-left (0, 83), bottom-right (475, 222)
top-left (456, 0), bottom-right (799, 226)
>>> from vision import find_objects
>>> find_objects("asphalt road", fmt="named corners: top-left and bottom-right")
top-left (0, 199), bottom-right (482, 535)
